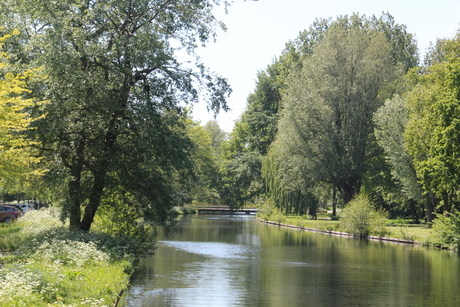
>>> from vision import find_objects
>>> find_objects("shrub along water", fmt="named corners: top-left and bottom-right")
top-left (337, 195), bottom-right (389, 237)
top-left (0, 208), bottom-right (143, 307)
top-left (426, 209), bottom-right (460, 250)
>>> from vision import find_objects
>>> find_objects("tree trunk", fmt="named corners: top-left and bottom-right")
top-left (80, 172), bottom-right (106, 231)
top-left (426, 193), bottom-right (436, 223)
top-left (66, 139), bottom-right (86, 229)
top-left (79, 114), bottom-right (120, 231)
top-left (441, 190), bottom-right (453, 213)
top-left (303, 192), bottom-right (317, 219)
top-left (408, 199), bottom-right (419, 224)
top-left (340, 178), bottom-right (361, 204)
top-left (332, 185), bottom-right (337, 216)
top-left (308, 203), bottom-right (317, 219)
top-left (68, 167), bottom-right (82, 229)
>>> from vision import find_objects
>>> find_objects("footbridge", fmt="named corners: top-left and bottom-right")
top-left (197, 206), bottom-right (258, 215)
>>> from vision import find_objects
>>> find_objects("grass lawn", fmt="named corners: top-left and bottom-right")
top-left (270, 214), bottom-right (433, 244)
top-left (385, 224), bottom-right (432, 243)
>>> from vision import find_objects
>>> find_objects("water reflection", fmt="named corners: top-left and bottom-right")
top-left (124, 215), bottom-right (460, 307)
top-left (160, 241), bottom-right (259, 259)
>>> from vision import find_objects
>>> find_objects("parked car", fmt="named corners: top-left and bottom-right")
top-left (6, 204), bottom-right (24, 216)
top-left (0, 205), bottom-right (20, 223)
top-left (19, 204), bottom-right (34, 213)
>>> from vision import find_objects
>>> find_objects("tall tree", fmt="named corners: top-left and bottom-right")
top-left (405, 34), bottom-right (460, 216)
top-left (184, 117), bottom-right (221, 205)
top-left (0, 30), bottom-right (42, 191)
top-left (374, 95), bottom-right (424, 221)
top-left (203, 120), bottom-right (227, 160)
top-left (225, 13), bottom-right (418, 210)
top-left (220, 58), bottom-right (286, 207)
top-left (274, 25), bottom-right (399, 204)
top-left (5, 0), bottom-right (231, 230)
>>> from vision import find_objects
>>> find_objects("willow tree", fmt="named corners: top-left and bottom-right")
top-left (274, 25), bottom-right (399, 204)
top-left (220, 60), bottom-right (284, 208)
top-left (374, 95), bottom-right (424, 222)
top-left (4, 0), bottom-right (231, 230)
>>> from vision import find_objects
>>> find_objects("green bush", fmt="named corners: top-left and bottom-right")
top-left (172, 205), bottom-right (197, 214)
top-left (427, 210), bottom-right (460, 250)
top-left (340, 194), bottom-right (389, 237)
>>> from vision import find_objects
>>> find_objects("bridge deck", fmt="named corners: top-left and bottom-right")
top-left (197, 207), bottom-right (258, 214)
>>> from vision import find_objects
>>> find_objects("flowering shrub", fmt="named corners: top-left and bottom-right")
top-left (18, 207), bottom-right (65, 235)
top-left (0, 268), bottom-right (47, 305)
top-left (0, 208), bottom-right (136, 306)
top-left (32, 239), bottom-right (110, 267)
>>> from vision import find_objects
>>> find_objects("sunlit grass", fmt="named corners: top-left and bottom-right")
top-left (0, 222), bottom-right (22, 252)
top-left (385, 224), bottom-right (432, 243)
top-left (262, 214), bottom-right (433, 244)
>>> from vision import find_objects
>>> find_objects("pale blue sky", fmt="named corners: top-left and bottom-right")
top-left (192, 0), bottom-right (460, 132)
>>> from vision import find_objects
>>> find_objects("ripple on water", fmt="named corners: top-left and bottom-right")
top-left (281, 261), bottom-right (322, 268)
top-left (159, 241), bottom-right (257, 260)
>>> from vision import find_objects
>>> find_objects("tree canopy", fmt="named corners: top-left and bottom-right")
top-left (266, 22), bottom-right (405, 208)
top-left (405, 34), bottom-right (460, 215)
top-left (221, 13), bottom-right (418, 212)
top-left (0, 30), bottom-right (42, 192)
top-left (2, 0), bottom-right (231, 230)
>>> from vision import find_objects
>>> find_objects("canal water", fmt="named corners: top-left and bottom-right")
top-left (123, 215), bottom-right (460, 306)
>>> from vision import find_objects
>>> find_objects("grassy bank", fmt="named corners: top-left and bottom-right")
top-left (0, 208), bottom-right (139, 307)
top-left (257, 210), bottom-right (433, 245)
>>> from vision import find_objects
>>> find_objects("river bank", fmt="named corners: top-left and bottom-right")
top-left (0, 208), bottom-right (137, 307)
top-left (257, 218), bottom-right (420, 245)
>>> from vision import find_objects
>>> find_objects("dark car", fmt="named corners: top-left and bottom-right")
top-left (0, 205), bottom-right (20, 223)
top-left (6, 204), bottom-right (25, 216)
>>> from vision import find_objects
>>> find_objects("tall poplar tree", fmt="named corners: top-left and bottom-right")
top-left (274, 25), bottom-right (399, 204)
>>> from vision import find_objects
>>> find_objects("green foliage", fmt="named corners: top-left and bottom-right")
top-left (220, 53), bottom-right (288, 207)
top-left (203, 120), bottom-right (227, 160)
top-left (257, 13), bottom-right (418, 217)
top-left (340, 195), bottom-right (389, 237)
top-left (256, 198), bottom-right (283, 223)
top-left (91, 190), bottom-right (160, 254)
top-left (271, 24), bottom-right (399, 205)
top-left (0, 222), bottom-right (22, 252)
top-left (220, 151), bottom-right (264, 208)
top-left (263, 143), bottom-right (319, 217)
top-left (0, 30), bottom-right (43, 191)
top-left (289, 13), bottom-right (418, 73)
top-left (172, 204), bottom-right (197, 214)
top-left (2, 0), bottom-right (231, 231)
top-left (428, 210), bottom-right (460, 250)
top-left (374, 95), bottom-right (424, 206)
top-left (0, 208), bottom-right (139, 306)
top-left (185, 117), bottom-right (221, 205)
top-left (405, 34), bottom-right (460, 214)
top-left (397, 226), bottom-right (416, 242)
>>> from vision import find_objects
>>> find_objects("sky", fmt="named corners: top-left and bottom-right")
top-left (191, 0), bottom-right (460, 132)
